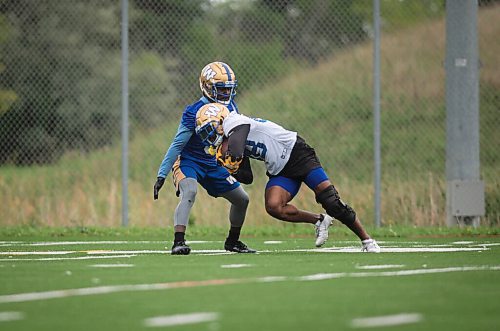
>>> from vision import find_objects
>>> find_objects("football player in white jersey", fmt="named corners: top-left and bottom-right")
top-left (195, 103), bottom-right (380, 252)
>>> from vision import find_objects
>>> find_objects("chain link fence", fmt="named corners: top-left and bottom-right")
top-left (0, 0), bottom-right (498, 227)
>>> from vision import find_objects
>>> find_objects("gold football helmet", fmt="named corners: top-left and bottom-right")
top-left (195, 103), bottom-right (230, 147)
top-left (199, 62), bottom-right (237, 105)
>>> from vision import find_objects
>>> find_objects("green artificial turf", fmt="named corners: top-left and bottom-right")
top-left (0, 233), bottom-right (499, 331)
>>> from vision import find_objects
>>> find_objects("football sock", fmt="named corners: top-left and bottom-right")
top-left (227, 226), bottom-right (241, 243)
top-left (174, 231), bottom-right (185, 243)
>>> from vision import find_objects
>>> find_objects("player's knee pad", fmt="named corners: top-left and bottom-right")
top-left (315, 186), bottom-right (356, 225)
top-left (179, 178), bottom-right (197, 203)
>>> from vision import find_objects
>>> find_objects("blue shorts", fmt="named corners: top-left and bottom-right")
top-left (265, 167), bottom-right (329, 198)
top-left (172, 157), bottom-right (240, 197)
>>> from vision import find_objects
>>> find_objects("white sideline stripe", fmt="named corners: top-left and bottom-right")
top-left (0, 241), bottom-right (162, 247)
top-left (355, 264), bottom-right (405, 270)
top-left (351, 313), bottom-right (422, 328)
top-left (0, 255), bottom-right (137, 262)
top-left (0, 240), bottom-right (218, 247)
top-left (0, 265), bottom-right (498, 304)
top-left (89, 264), bottom-right (135, 268)
top-left (0, 278), bottom-right (244, 303)
top-left (144, 312), bottom-right (218, 327)
top-left (452, 241), bottom-right (474, 244)
top-left (283, 247), bottom-right (487, 253)
top-left (0, 311), bottom-right (25, 322)
top-left (298, 266), bottom-right (500, 281)
top-left (472, 243), bottom-right (500, 247)
top-left (0, 251), bottom-right (76, 255)
top-left (221, 264), bottom-right (252, 268)
top-left (264, 241), bottom-right (283, 244)
top-left (86, 250), bottom-right (168, 255)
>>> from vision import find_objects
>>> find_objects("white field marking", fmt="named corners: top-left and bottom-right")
top-left (0, 251), bottom-right (76, 255)
top-left (264, 241), bottom-right (283, 244)
top-left (0, 311), bottom-right (25, 322)
top-left (144, 312), bottom-right (219, 327)
top-left (0, 255), bottom-right (137, 262)
top-left (196, 252), bottom-right (234, 256)
top-left (351, 313), bottom-right (423, 328)
top-left (472, 243), bottom-right (500, 247)
top-left (88, 249), bottom-right (235, 255)
top-left (220, 264), bottom-right (252, 268)
top-left (89, 264), bottom-right (135, 268)
top-left (1, 265), bottom-right (498, 304)
top-left (299, 273), bottom-right (347, 281)
top-left (299, 265), bottom-right (500, 282)
top-left (85, 250), bottom-right (167, 255)
top-left (0, 241), bottom-right (164, 247)
top-left (452, 241), bottom-right (475, 244)
top-left (257, 276), bottom-right (288, 283)
top-left (0, 240), bottom-right (221, 247)
top-left (0, 278), bottom-right (246, 304)
top-left (355, 264), bottom-right (405, 270)
top-left (281, 246), bottom-right (487, 253)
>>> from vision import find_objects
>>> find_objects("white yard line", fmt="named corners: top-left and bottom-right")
top-left (0, 240), bottom-right (219, 247)
top-left (220, 264), bottom-right (252, 268)
top-left (0, 255), bottom-right (137, 262)
top-left (0, 251), bottom-right (77, 255)
top-left (299, 266), bottom-right (500, 281)
top-left (0, 311), bottom-right (25, 322)
top-left (351, 313), bottom-right (423, 328)
top-left (88, 264), bottom-right (135, 268)
top-left (0, 265), bottom-right (498, 304)
top-left (144, 312), bottom-right (219, 327)
top-left (86, 250), bottom-right (168, 255)
top-left (355, 264), bottom-right (405, 270)
top-left (282, 247), bottom-right (487, 253)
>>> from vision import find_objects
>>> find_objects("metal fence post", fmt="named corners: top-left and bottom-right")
top-left (121, 0), bottom-right (129, 227)
top-left (373, 0), bottom-right (381, 227)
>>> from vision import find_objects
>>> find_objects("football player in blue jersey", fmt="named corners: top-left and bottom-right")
top-left (153, 62), bottom-right (255, 255)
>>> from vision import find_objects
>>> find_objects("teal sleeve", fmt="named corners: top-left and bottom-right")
top-left (157, 123), bottom-right (193, 178)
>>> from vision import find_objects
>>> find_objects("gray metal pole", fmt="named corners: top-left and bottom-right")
top-left (121, 0), bottom-right (129, 227)
top-left (445, 0), bottom-right (484, 227)
top-left (373, 0), bottom-right (381, 227)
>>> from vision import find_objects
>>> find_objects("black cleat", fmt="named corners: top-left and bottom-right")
top-left (224, 240), bottom-right (256, 253)
top-left (171, 241), bottom-right (191, 255)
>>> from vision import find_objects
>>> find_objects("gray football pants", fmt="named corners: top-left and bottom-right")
top-left (174, 177), bottom-right (249, 227)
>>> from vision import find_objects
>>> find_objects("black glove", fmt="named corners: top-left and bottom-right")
top-left (153, 177), bottom-right (165, 200)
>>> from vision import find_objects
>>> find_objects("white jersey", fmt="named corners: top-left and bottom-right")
top-left (222, 112), bottom-right (297, 175)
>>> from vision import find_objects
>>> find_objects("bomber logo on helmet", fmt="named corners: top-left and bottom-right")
top-left (195, 103), bottom-right (230, 147)
top-left (199, 62), bottom-right (237, 105)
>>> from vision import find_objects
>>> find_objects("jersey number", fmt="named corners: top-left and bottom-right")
top-left (246, 140), bottom-right (267, 160)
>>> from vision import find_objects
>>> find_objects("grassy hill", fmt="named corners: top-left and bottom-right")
top-left (1, 5), bottom-right (498, 229)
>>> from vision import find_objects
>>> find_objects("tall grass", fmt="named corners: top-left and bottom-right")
top-left (1, 6), bottom-right (499, 228)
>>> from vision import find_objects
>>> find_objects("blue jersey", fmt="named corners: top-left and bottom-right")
top-left (157, 96), bottom-right (239, 178)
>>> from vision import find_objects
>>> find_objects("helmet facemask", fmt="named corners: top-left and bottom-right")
top-left (195, 120), bottom-right (224, 147)
top-left (210, 82), bottom-right (237, 105)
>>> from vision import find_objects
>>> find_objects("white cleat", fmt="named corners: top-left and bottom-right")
top-left (315, 214), bottom-right (333, 247)
top-left (361, 239), bottom-right (381, 253)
